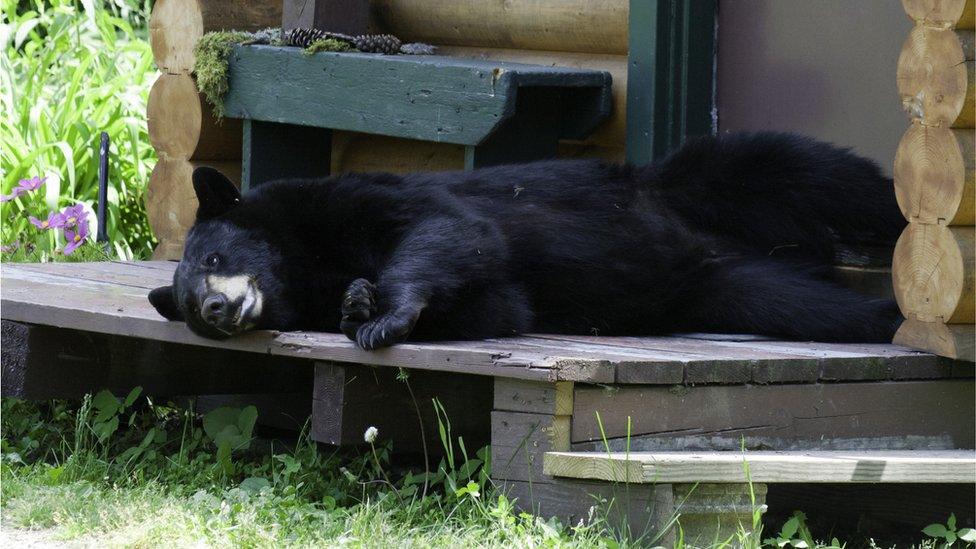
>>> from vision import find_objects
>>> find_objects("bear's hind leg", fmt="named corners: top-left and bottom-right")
top-left (675, 256), bottom-right (903, 343)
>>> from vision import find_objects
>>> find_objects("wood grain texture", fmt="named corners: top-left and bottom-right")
top-left (0, 320), bottom-right (312, 400)
top-left (897, 27), bottom-right (975, 128)
top-left (544, 450), bottom-right (976, 484)
top-left (149, 0), bottom-right (282, 74)
top-left (146, 158), bottom-right (242, 260)
top-left (895, 124), bottom-right (975, 225)
top-left (147, 73), bottom-right (242, 161)
top-left (311, 362), bottom-right (491, 452)
top-left (369, 0), bottom-right (628, 55)
top-left (895, 318), bottom-right (976, 361)
top-left (893, 224), bottom-right (975, 323)
top-left (902, 0), bottom-right (974, 29)
top-left (833, 266), bottom-right (894, 299)
top-left (438, 46), bottom-right (627, 149)
top-left (0, 262), bottom-right (950, 383)
top-left (491, 410), bottom-right (570, 482)
top-left (493, 379), bottom-right (573, 415)
top-left (331, 131), bottom-right (464, 173)
top-left (223, 46), bottom-right (612, 146)
top-left (284, 0), bottom-right (367, 35)
top-left (571, 381), bottom-right (976, 450)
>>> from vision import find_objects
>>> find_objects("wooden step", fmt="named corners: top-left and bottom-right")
top-left (543, 450), bottom-right (976, 484)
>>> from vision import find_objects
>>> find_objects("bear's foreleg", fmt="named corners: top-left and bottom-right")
top-left (343, 216), bottom-right (514, 350)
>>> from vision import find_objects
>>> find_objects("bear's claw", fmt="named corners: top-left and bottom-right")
top-left (340, 278), bottom-right (377, 340)
top-left (355, 311), bottom-right (414, 350)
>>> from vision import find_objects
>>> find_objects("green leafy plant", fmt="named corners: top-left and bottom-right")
top-left (201, 405), bottom-right (257, 475)
top-left (1, 0), bottom-right (158, 259)
top-left (763, 511), bottom-right (843, 549)
top-left (924, 514), bottom-right (976, 547)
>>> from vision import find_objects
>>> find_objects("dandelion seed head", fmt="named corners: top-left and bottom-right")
top-left (364, 426), bottom-right (378, 443)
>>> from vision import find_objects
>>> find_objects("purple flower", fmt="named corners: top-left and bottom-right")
top-left (0, 176), bottom-right (46, 202)
top-left (61, 203), bottom-right (88, 227)
top-left (29, 211), bottom-right (66, 231)
top-left (19, 176), bottom-right (45, 192)
top-left (62, 222), bottom-right (90, 255)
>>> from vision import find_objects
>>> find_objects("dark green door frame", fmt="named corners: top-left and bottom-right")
top-left (626, 0), bottom-right (718, 165)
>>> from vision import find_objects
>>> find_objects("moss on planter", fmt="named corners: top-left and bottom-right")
top-left (303, 38), bottom-right (353, 56)
top-left (193, 30), bottom-right (252, 118)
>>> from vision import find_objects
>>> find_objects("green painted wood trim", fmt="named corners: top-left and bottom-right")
top-left (224, 46), bottom-right (612, 146)
top-left (464, 88), bottom-right (562, 170)
top-left (626, 0), bottom-right (717, 165)
top-left (242, 120), bottom-right (331, 191)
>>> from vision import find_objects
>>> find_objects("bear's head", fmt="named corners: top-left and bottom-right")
top-left (148, 167), bottom-right (291, 339)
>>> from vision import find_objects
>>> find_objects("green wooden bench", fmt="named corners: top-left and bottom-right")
top-left (222, 45), bottom-right (613, 187)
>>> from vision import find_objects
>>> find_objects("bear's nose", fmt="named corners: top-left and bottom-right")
top-left (201, 293), bottom-right (228, 325)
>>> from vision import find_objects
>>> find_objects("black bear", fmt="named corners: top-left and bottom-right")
top-left (148, 132), bottom-right (904, 349)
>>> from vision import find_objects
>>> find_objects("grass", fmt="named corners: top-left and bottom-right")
top-left (3, 395), bottom-right (967, 548)
top-left (0, 395), bottom-right (626, 548)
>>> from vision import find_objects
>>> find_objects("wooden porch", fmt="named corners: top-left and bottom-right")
top-left (2, 260), bottom-right (974, 542)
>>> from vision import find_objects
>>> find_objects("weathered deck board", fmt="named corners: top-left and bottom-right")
top-left (543, 450), bottom-right (976, 484)
top-left (0, 261), bottom-right (954, 384)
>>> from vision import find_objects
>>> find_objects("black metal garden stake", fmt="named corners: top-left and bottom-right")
top-left (97, 131), bottom-right (109, 244)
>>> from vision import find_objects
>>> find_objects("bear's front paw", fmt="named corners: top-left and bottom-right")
top-left (355, 310), bottom-right (417, 350)
top-left (340, 278), bottom-right (377, 341)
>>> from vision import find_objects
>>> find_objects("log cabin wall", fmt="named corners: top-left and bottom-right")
top-left (147, 0), bottom-right (632, 258)
top-left (147, 0), bottom-right (283, 259)
top-left (891, 0), bottom-right (975, 361)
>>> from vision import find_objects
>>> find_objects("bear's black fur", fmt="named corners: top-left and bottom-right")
top-left (149, 132), bottom-right (905, 349)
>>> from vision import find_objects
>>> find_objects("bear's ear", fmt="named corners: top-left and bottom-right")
top-left (192, 167), bottom-right (241, 221)
top-left (148, 285), bottom-right (184, 321)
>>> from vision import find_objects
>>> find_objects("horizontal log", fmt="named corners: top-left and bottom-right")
top-left (331, 131), bottom-right (463, 173)
top-left (330, 131), bottom-right (627, 176)
top-left (440, 46), bottom-right (627, 149)
top-left (897, 27), bottom-right (975, 128)
top-left (894, 318), bottom-right (975, 361)
top-left (893, 224), bottom-right (975, 323)
top-left (148, 73), bottom-right (243, 161)
top-left (147, 158), bottom-right (242, 260)
top-left (833, 266), bottom-right (894, 299)
top-left (149, 0), bottom-right (282, 74)
top-left (902, 0), bottom-right (974, 29)
top-left (370, 0), bottom-right (628, 55)
top-left (894, 124), bottom-right (975, 225)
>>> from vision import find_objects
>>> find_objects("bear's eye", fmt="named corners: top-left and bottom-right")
top-left (204, 253), bottom-right (220, 269)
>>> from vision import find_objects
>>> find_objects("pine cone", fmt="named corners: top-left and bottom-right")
top-left (285, 27), bottom-right (325, 48)
top-left (353, 34), bottom-right (402, 54)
